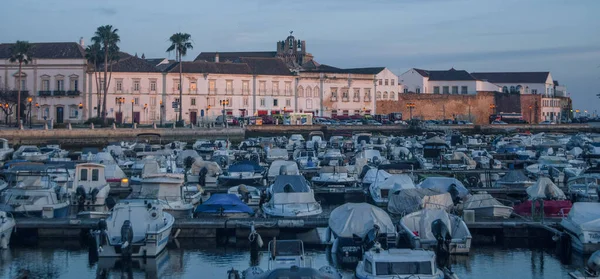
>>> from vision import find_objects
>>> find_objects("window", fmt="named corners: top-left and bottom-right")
top-left (92, 169), bottom-right (99, 181)
top-left (403, 88), bottom-right (408, 93)
top-left (259, 81), bottom-right (266, 95)
top-left (69, 106), bottom-right (78, 118)
top-left (56, 79), bottom-right (64, 91)
top-left (209, 80), bottom-right (216, 94)
top-left (260, 98), bottom-right (265, 107)
top-left (516, 85), bottom-right (522, 93)
top-left (272, 82), bottom-right (279, 95)
top-left (433, 86), bottom-right (440, 94)
top-left (18, 78), bottom-right (27, 90)
top-left (532, 89), bottom-right (538, 94)
top-left (80, 169), bottom-right (88, 181)
top-left (331, 88), bottom-right (338, 98)
top-left (502, 86), bottom-right (508, 93)
top-left (376, 91), bottom-right (381, 99)
top-left (442, 86), bottom-right (449, 94)
top-left (191, 98), bottom-right (196, 106)
top-left (226, 80), bottom-right (233, 94)
top-left (43, 107), bottom-right (49, 118)
top-left (342, 89), bottom-right (349, 99)
top-left (190, 81), bottom-right (197, 93)
top-left (306, 87), bottom-right (312, 97)
top-left (285, 99), bottom-right (291, 107)
top-left (452, 86), bottom-right (458, 94)
top-left (378, 79), bottom-right (382, 85)
top-left (116, 80), bottom-right (123, 91)
top-left (364, 88), bottom-right (371, 100)
top-left (461, 86), bottom-right (468, 94)
top-left (242, 80), bottom-right (250, 94)
top-left (416, 87), bottom-right (421, 94)
top-left (285, 82), bottom-right (292, 95)
top-left (150, 80), bottom-right (157, 92)
top-left (354, 110), bottom-right (360, 115)
top-left (383, 92), bottom-right (388, 99)
top-left (390, 92), bottom-right (395, 100)
top-left (133, 80), bottom-right (140, 91)
top-left (391, 79), bottom-right (395, 86)
top-left (306, 99), bottom-right (313, 109)
top-left (365, 260), bottom-right (373, 274)
top-left (150, 97), bottom-right (156, 106)
top-left (175, 79), bottom-right (181, 91)
top-left (134, 97), bottom-right (139, 105)
top-left (353, 88), bottom-right (360, 101)
top-left (385, 79), bottom-right (389, 86)
top-left (331, 110), bottom-right (338, 117)
top-left (70, 79), bottom-right (79, 91)
top-left (273, 99), bottom-right (279, 107)
top-left (42, 79), bottom-right (50, 91)
top-left (298, 86), bottom-right (304, 97)
top-left (243, 97), bottom-right (249, 107)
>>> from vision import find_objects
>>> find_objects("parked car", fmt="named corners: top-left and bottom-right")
top-left (215, 115), bottom-right (236, 126)
top-left (365, 119), bottom-right (382, 126)
top-left (539, 120), bottom-right (556, 125)
top-left (491, 120), bottom-right (508, 125)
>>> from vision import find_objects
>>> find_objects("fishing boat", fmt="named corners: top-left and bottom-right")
top-left (355, 245), bottom-right (448, 279)
top-left (399, 209), bottom-right (472, 254)
top-left (194, 193), bottom-right (254, 218)
top-left (0, 210), bottom-right (15, 249)
top-left (91, 199), bottom-right (174, 258)
top-left (262, 175), bottom-right (322, 217)
top-left (72, 163), bottom-right (112, 217)
top-left (561, 202), bottom-right (600, 254)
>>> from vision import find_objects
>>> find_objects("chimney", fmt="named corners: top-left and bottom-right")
top-left (79, 37), bottom-right (84, 47)
top-left (215, 52), bottom-right (219, 63)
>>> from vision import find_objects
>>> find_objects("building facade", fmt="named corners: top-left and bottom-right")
top-left (399, 68), bottom-right (499, 95)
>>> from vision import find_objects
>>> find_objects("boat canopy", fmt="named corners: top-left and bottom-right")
top-left (418, 177), bottom-right (469, 198)
top-left (268, 160), bottom-right (300, 177)
top-left (526, 177), bottom-right (566, 200)
top-left (329, 203), bottom-right (395, 238)
top-left (271, 175), bottom-right (310, 193)
top-left (194, 194), bottom-right (254, 214)
top-left (229, 160), bottom-right (263, 173)
top-left (372, 174), bottom-right (415, 191)
top-left (565, 202), bottom-right (600, 231)
top-left (463, 193), bottom-right (506, 209)
top-left (388, 188), bottom-right (453, 215)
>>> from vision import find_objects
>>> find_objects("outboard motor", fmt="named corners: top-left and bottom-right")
top-left (120, 220), bottom-right (134, 258)
top-left (76, 186), bottom-right (87, 211)
top-left (279, 165), bottom-right (288, 175)
top-left (198, 167), bottom-right (208, 187)
top-left (448, 184), bottom-right (461, 206)
top-left (90, 188), bottom-right (99, 204)
top-left (363, 224), bottom-right (381, 250)
top-left (105, 197), bottom-right (117, 211)
top-left (587, 250), bottom-right (600, 277)
top-left (431, 219), bottom-right (452, 270)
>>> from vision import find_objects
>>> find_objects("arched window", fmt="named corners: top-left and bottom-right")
top-left (297, 86), bottom-right (304, 97)
top-left (525, 86), bottom-right (529, 93)
top-left (516, 85), bottom-right (522, 94)
top-left (306, 87), bottom-right (312, 98)
top-left (313, 86), bottom-right (319, 98)
top-left (376, 91), bottom-right (381, 99)
top-left (510, 86), bottom-right (516, 93)
top-left (502, 86), bottom-right (508, 93)
top-left (383, 91), bottom-right (388, 99)
top-left (390, 92), bottom-right (395, 100)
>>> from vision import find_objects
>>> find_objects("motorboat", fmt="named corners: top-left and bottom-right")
top-left (561, 202), bottom-right (600, 254)
top-left (91, 199), bottom-right (174, 258)
top-left (293, 150), bottom-right (320, 170)
top-left (194, 193), bottom-right (254, 218)
top-left (0, 139), bottom-right (14, 161)
top-left (0, 211), bottom-right (15, 249)
top-left (192, 139), bottom-right (210, 151)
top-left (355, 245), bottom-right (447, 279)
top-left (320, 149), bottom-right (345, 166)
top-left (285, 134), bottom-right (305, 151)
top-left (175, 150), bottom-right (201, 169)
top-left (243, 239), bottom-right (341, 279)
top-left (355, 149), bottom-right (387, 165)
top-left (227, 185), bottom-right (261, 206)
top-left (369, 174), bottom-right (415, 206)
top-left (218, 161), bottom-right (264, 188)
top-left (494, 170), bottom-right (535, 188)
top-left (306, 131), bottom-right (327, 151)
top-left (326, 203), bottom-right (397, 264)
top-left (262, 175), bottom-right (322, 217)
top-left (462, 192), bottom-right (513, 219)
top-left (0, 164), bottom-right (70, 218)
top-left (12, 145), bottom-right (50, 162)
top-left (526, 156), bottom-right (586, 184)
top-left (361, 168), bottom-right (391, 189)
top-left (187, 160), bottom-right (221, 188)
top-left (399, 209), bottom-right (472, 254)
top-left (569, 250), bottom-right (600, 278)
top-left (131, 171), bottom-right (196, 218)
top-left (513, 177), bottom-right (572, 217)
top-left (72, 163), bottom-right (112, 217)
top-left (265, 148), bottom-right (289, 163)
top-left (86, 152), bottom-right (129, 190)
top-left (267, 160), bottom-right (299, 185)
top-left (41, 144), bottom-right (69, 158)
top-left (353, 133), bottom-right (373, 150)
top-left (418, 177), bottom-right (469, 205)
top-left (312, 166), bottom-right (358, 191)
top-left (567, 174), bottom-right (600, 202)
top-left (387, 188), bottom-right (454, 216)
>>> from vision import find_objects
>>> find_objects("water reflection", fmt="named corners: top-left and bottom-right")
top-left (95, 250), bottom-right (170, 279)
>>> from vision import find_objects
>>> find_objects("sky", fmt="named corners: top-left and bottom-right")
top-left (1, 0), bottom-right (599, 112)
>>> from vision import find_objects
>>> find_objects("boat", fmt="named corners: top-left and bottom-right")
top-left (0, 164), bottom-right (70, 218)
top-left (96, 249), bottom-right (170, 279)
top-left (462, 192), bottom-right (513, 219)
top-left (187, 160), bottom-right (221, 188)
top-left (194, 193), bottom-right (254, 218)
top-left (418, 177), bottom-right (469, 205)
top-left (285, 134), bottom-right (305, 151)
top-left (399, 209), bottom-right (472, 254)
top-left (312, 166), bottom-right (358, 191)
top-left (293, 149), bottom-right (320, 170)
top-left (227, 185), bottom-right (261, 206)
top-left (243, 239), bottom-right (341, 279)
top-left (218, 161), bottom-right (264, 188)
top-left (567, 174), bottom-right (600, 202)
top-left (0, 139), bottom-right (14, 161)
top-left (0, 210), bottom-right (15, 249)
top-left (265, 148), bottom-right (289, 163)
top-left (569, 250), bottom-right (600, 278)
top-left (327, 203), bottom-right (397, 264)
top-left (561, 202), bottom-right (600, 254)
top-left (86, 152), bottom-right (129, 190)
top-left (262, 175), bottom-right (322, 217)
top-left (267, 160), bottom-right (299, 185)
top-left (306, 131), bottom-right (327, 151)
top-left (131, 170), bottom-right (196, 219)
top-left (320, 149), bottom-right (345, 167)
top-left (91, 199), bottom-right (174, 258)
top-left (494, 170), bottom-right (535, 188)
top-left (355, 245), bottom-right (448, 279)
top-left (513, 177), bottom-right (572, 217)
top-left (12, 145), bottom-right (50, 162)
top-left (369, 174), bottom-right (415, 206)
top-left (387, 188), bottom-right (454, 216)
top-left (72, 163), bottom-right (112, 217)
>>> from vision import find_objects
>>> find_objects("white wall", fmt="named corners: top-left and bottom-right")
top-left (398, 69), bottom-right (426, 93)
top-left (428, 80), bottom-right (478, 94)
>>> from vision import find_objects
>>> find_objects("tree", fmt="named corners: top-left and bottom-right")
top-left (9, 41), bottom-right (33, 126)
top-left (92, 25), bottom-right (120, 125)
top-left (167, 33), bottom-right (193, 123)
top-left (85, 42), bottom-right (103, 118)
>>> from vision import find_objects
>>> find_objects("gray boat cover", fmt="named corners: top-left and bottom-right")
top-left (268, 160), bottom-right (300, 177)
top-left (190, 160), bottom-right (222, 176)
top-left (463, 193), bottom-right (506, 209)
top-left (526, 177), bottom-right (566, 200)
top-left (362, 169), bottom-right (391, 185)
top-left (388, 188), bottom-right (453, 215)
top-left (177, 150), bottom-right (201, 166)
top-left (418, 177), bottom-right (469, 198)
top-left (372, 174), bottom-right (415, 191)
top-left (564, 202), bottom-right (600, 230)
top-left (329, 203), bottom-right (395, 238)
top-left (271, 175), bottom-right (310, 193)
top-left (402, 209), bottom-right (453, 241)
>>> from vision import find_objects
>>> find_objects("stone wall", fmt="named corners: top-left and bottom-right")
top-left (520, 94), bottom-right (542, 124)
top-left (377, 92), bottom-right (496, 124)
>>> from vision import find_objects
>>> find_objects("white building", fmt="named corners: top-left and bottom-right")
top-left (399, 68), bottom-right (500, 94)
top-left (0, 42), bottom-right (87, 124)
top-left (470, 72), bottom-right (555, 96)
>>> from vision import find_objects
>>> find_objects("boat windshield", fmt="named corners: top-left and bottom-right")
top-left (375, 261), bottom-right (434, 276)
top-left (269, 240), bottom-right (303, 257)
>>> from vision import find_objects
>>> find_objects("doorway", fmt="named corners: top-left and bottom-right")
top-left (133, 112), bottom-right (140, 124)
top-left (56, 107), bottom-right (64, 124)
top-left (190, 111), bottom-right (197, 125)
top-left (115, 112), bottom-right (123, 124)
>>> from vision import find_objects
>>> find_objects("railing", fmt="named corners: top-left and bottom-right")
top-left (67, 90), bottom-right (80, 96)
top-left (353, 97), bottom-right (360, 102)
top-left (53, 90), bottom-right (66, 96)
top-left (342, 97), bottom-right (349, 102)
top-left (39, 90), bottom-right (52, 96)
top-left (226, 89), bottom-right (233, 95)
top-left (242, 89), bottom-right (250, 95)
top-left (272, 90), bottom-right (279, 96)
top-left (330, 96), bottom-right (338, 102)
top-left (208, 89), bottom-right (217, 95)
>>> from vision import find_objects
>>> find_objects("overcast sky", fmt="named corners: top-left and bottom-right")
top-left (2, 0), bottom-right (599, 112)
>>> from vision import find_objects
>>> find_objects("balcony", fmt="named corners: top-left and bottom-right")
top-left (353, 97), bottom-right (360, 102)
top-left (342, 96), bottom-right (349, 102)
top-left (242, 89), bottom-right (250, 95)
top-left (208, 89), bottom-right (217, 95)
top-left (226, 89), bottom-right (234, 95)
top-left (67, 90), bottom-right (81, 96)
top-left (53, 90), bottom-right (66, 96)
top-left (39, 90), bottom-right (52, 97)
top-left (272, 90), bottom-right (279, 96)
top-left (330, 96), bottom-right (338, 102)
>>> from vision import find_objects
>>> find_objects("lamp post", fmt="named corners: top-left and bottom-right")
top-left (160, 100), bottom-right (164, 127)
top-left (406, 102), bottom-right (415, 120)
top-left (4, 103), bottom-right (9, 125)
top-left (144, 104), bottom-right (148, 124)
top-left (219, 99), bottom-right (229, 128)
top-left (206, 105), bottom-right (211, 126)
top-left (27, 97), bottom-right (32, 128)
top-left (78, 102), bottom-right (83, 121)
top-left (529, 105), bottom-right (533, 124)
top-left (131, 99), bottom-right (135, 125)
top-left (35, 103), bottom-right (39, 126)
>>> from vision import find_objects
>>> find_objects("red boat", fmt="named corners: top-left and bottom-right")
top-left (514, 200), bottom-right (572, 217)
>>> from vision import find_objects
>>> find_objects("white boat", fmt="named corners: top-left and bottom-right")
top-left (86, 152), bottom-right (129, 189)
top-left (187, 160), bottom-right (221, 188)
top-left (312, 166), bottom-right (358, 191)
top-left (294, 149), bottom-right (320, 170)
top-left (262, 175), bottom-right (322, 217)
top-left (561, 202), bottom-right (600, 254)
top-left (132, 170), bottom-right (196, 219)
top-left (92, 199), bottom-right (174, 258)
top-left (285, 134), bottom-right (305, 151)
top-left (462, 192), bottom-right (513, 219)
top-left (356, 245), bottom-right (447, 279)
top-left (72, 163), bottom-right (112, 217)
top-left (399, 209), bottom-right (472, 254)
top-left (218, 161), bottom-right (264, 187)
top-left (369, 174), bottom-right (415, 206)
top-left (567, 174), bottom-right (600, 202)
top-left (12, 145), bottom-right (50, 162)
top-left (0, 139), bottom-right (14, 161)
top-left (1, 164), bottom-right (70, 218)
top-left (227, 185), bottom-right (261, 206)
top-left (267, 160), bottom-right (299, 185)
top-left (265, 148), bottom-right (289, 163)
top-left (0, 211), bottom-right (15, 249)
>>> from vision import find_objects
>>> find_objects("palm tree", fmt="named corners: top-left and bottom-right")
top-left (92, 25), bottom-right (120, 124)
top-left (167, 33), bottom-right (193, 124)
top-left (85, 42), bottom-right (102, 117)
top-left (9, 41), bottom-right (33, 127)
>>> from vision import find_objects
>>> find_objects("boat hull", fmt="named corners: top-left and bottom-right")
top-left (98, 227), bottom-right (172, 258)
top-left (11, 203), bottom-right (70, 218)
top-left (0, 218), bottom-right (16, 249)
top-left (262, 204), bottom-right (322, 218)
top-left (469, 205), bottom-right (514, 219)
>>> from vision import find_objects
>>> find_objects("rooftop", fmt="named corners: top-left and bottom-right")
top-left (471, 72), bottom-right (551, 84)
top-left (414, 68), bottom-right (476, 81)
top-left (0, 42), bottom-right (85, 60)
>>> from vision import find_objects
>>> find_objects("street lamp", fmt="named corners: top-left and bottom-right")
top-left (406, 102), bottom-right (416, 120)
top-left (529, 105), bottom-right (533, 124)
top-left (219, 99), bottom-right (229, 128)
top-left (131, 99), bottom-right (135, 125)
top-left (144, 103), bottom-right (148, 124)
top-left (489, 104), bottom-right (496, 115)
top-left (160, 100), bottom-right (164, 127)
top-left (4, 103), bottom-right (8, 125)
top-left (27, 97), bottom-right (32, 128)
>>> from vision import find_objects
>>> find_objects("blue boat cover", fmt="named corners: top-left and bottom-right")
top-left (229, 160), bottom-right (263, 173)
top-left (194, 194), bottom-right (254, 214)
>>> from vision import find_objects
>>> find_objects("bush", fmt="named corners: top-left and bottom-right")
top-left (84, 117), bottom-right (116, 126)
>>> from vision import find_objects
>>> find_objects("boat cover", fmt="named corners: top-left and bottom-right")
top-left (416, 209), bottom-right (452, 240)
top-left (463, 193), bottom-right (506, 209)
top-left (372, 174), bottom-right (415, 191)
top-left (271, 175), bottom-right (310, 193)
top-left (418, 177), bottom-right (469, 198)
top-left (388, 189), bottom-right (453, 215)
top-left (190, 160), bottom-right (222, 176)
top-left (230, 160), bottom-right (263, 173)
top-left (526, 177), bottom-right (566, 200)
top-left (268, 160), bottom-right (300, 177)
top-left (450, 152), bottom-right (476, 167)
top-left (362, 169), bottom-right (391, 185)
top-left (142, 161), bottom-right (160, 178)
top-left (329, 203), bottom-right (395, 238)
top-left (194, 193), bottom-right (254, 214)
top-left (496, 170), bottom-right (532, 184)
top-left (267, 148), bottom-right (288, 158)
top-left (564, 202), bottom-right (600, 230)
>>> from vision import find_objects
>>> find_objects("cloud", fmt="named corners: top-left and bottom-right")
top-left (93, 7), bottom-right (117, 16)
